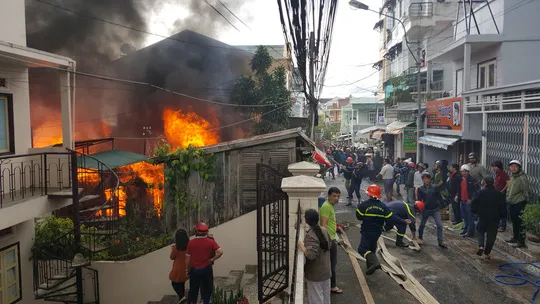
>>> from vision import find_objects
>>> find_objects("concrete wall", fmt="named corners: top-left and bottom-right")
top-left (499, 41), bottom-right (540, 86)
top-left (0, 0), bottom-right (26, 46)
top-left (455, 0), bottom-right (505, 40)
top-left (462, 113), bottom-right (482, 141)
top-left (93, 210), bottom-right (258, 304)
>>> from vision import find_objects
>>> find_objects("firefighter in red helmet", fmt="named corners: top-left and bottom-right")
top-left (185, 222), bottom-right (223, 304)
top-left (356, 185), bottom-right (411, 275)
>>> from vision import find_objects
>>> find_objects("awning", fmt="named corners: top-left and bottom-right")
top-left (418, 135), bottom-right (460, 150)
top-left (386, 121), bottom-right (414, 135)
top-left (372, 130), bottom-right (386, 140)
top-left (78, 150), bottom-right (149, 170)
top-left (357, 126), bottom-right (383, 135)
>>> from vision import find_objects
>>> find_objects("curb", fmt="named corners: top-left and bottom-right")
top-left (492, 234), bottom-right (538, 263)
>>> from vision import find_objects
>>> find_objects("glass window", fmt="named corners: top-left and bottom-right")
top-left (0, 244), bottom-right (20, 304)
top-left (488, 64), bottom-right (495, 87)
top-left (0, 97), bottom-right (8, 152)
top-left (478, 60), bottom-right (496, 89)
top-left (479, 67), bottom-right (486, 89)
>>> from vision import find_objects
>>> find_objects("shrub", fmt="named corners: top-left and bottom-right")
top-left (211, 286), bottom-right (247, 304)
top-left (521, 203), bottom-right (540, 239)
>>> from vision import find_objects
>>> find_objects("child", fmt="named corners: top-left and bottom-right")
top-left (169, 229), bottom-right (189, 304)
top-left (356, 184), bottom-right (411, 275)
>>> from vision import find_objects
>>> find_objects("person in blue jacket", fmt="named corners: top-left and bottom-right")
top-left (356, 185), bottom-right (411, 275)
top-left (383, 200), bottom-right (424, 247)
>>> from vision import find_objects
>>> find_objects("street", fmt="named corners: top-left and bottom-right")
top-left (324, 174), bottom-right (531, 304)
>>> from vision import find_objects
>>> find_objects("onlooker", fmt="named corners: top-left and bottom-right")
top-left (298, 209), bottom-right (331, 304)
top-left (186, 222), bottom-right (223, 304)
top-left (467, 152), bottom-right (490, 184)
top-left (447, 163), bottom-right (462, 224)
top-left (505, 160), bottom-right (530, 248)
top-left (169, 229), bottom-right (189, 304)
top-left (414, 163), bottom-right (427, 200)
top-left (394, 159), bottom-right (409, 197)
top-left (325, 149), bottom-right (335, 180)
top-left (417, 172), bottom-right (448, 248)
top-left (319, 187), bottom-right (343, 294)
top-left (342, 157), bottom-right (355, 198)
top-left (492, 160), bottom-right (510, 232)
top-left (378, 158), bottom-right (395, 202)
top-left (405, 162), bottom-right (416, 204)
top-left (456, 165), bottom-right (478, 238)
top-left (471, 176), bottom-right (507, 259)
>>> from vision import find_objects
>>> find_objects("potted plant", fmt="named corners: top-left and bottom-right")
top-left (520, 203), bottom-right (540, 247)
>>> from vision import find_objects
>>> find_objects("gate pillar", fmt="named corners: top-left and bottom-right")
top-left (281, 175), bottom-right (326, 291)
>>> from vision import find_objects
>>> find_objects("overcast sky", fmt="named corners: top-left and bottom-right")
top-left (146, 0), bottom-right (381, 98)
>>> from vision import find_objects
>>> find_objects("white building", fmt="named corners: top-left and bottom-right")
top-left (0, 1), bottom-right (76, 303)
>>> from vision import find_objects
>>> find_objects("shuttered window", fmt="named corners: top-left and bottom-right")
top-left (240, 151), bottom-right (262, 212)
top-left (0, 243), bottom-right (21, 304)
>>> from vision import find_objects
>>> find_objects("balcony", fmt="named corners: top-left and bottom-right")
top-left (409, 2), bottom-right (433, 17)
top-left (462, 80), bottom-right (540, 113)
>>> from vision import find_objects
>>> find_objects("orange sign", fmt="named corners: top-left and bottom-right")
top-left (426, 97), bottom-right (462, 131)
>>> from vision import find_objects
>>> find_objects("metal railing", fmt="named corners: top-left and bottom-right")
top-left (410, 1), bottom-right (433, 17)
top-left (463, 80), bottom-right (540, 113)
top-left (0, 152), bottom-right (72, 207)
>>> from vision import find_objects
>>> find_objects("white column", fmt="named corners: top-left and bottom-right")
top-left (281, 175), bottom-right (326, 290)
top-left (60, 71), bottom-right (73, 149)
top-left (463, 43), bottom-right (472, 92)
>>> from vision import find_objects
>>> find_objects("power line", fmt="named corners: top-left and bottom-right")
top-left (323, 70), bottom-right (379, 87)
top-left (203, 0), bottom-right (240, 32)
top-left (218, 0), bottom-right (252, 30)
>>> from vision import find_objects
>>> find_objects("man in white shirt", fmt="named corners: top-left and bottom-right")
top-left (414, 163), bottom-right (427, 200)
top-left (378, 158), bottom-right (395, 202)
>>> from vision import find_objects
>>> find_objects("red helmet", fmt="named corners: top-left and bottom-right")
top-left (408, 162), bottom-right (416, 168)
top-left (365, 184), bottom-right (382, 198)
top-left (415, 201), bottom-right (425, 212)
top-left (346, 157), bottom-right (354, 163)
top-left (326, 149), bottom-right (331, 154)
top-left (195, 222), bottom-right (209, 234)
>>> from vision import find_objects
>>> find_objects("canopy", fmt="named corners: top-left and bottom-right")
top-left (386, 121), bottom-right (414, 135)
top-left (372, 130), bottom-right (386, 140)
top-left (78, 150), bottom-right (149, 170)
top-left (357, 126), bottom-right (383, 135)
top-left (418, 135), bottom-right (460, 150)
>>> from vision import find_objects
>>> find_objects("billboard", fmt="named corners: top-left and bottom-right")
top-left (403, 128), bottom-right (417, 153)
top-left (426, 97), bottom-right (462, 131)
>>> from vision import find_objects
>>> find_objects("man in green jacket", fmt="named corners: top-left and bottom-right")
top-left (505, 160), bottom-right (530, 248)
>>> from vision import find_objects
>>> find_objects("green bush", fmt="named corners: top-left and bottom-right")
top-left (210, 286), bottom-right (246, 304)
top-left (521, 203), bottom-right (540, 238)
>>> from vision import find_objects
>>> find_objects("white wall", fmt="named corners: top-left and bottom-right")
top-left (453, 44), bottom-right (501, 91)
top-left (455, 0), bottom-right (505, 40)
top-left (92, 210), bottom-right (258, 304)
top-left (0, 0), bottom-right (26, 46)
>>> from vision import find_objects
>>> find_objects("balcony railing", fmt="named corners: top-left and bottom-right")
top-left (410, 2), bottom-right (434, 17)
top-left (0, 152), bottom-right (72, 207)
top-left (462, 80), bottom-right (540, 113)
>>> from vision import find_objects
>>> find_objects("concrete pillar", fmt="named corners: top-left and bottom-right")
top-left (281, 175), bottom-right (326, 291)
top-left (288, 161), bottom-right (320, 176)
top-left (60, 71), bottom-right (73, 149)
top-left (463, 43), bottom-right (472, 92)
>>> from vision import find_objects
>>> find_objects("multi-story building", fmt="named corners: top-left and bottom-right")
top-left (341, 97), bottom-right (385, 142)
top-left (0, 1), bottom-right (79, 303)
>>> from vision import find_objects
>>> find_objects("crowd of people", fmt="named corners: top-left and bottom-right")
top-left (300, 148), bottom-right (531, 304)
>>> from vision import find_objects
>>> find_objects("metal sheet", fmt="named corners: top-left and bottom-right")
top-left (372, 130), bottom-right (386, 140)
top-left (417, 135), bottom-right (460, 150)
top-left (386, 121), bottom-right (414, 135)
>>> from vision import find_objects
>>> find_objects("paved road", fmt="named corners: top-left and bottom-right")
top-left (324, 175), bottom-right (526, 304)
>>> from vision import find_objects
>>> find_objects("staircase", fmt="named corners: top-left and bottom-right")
top-left (33, 150), bottom-right (121, 304)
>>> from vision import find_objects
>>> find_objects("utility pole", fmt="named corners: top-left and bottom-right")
top-left (309, 32), bottom-right (316, 139)
top-left (415, 42), bottom-right (422, 162)
top-left (142, 126), bottom-right (151, 156)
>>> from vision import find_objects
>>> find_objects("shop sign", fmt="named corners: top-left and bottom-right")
top-left (426, 97), bottom-right (462, 131)
top-left (403, 127), bottom-right (417, 153)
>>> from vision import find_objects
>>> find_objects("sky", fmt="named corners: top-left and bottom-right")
top-left (146, 0), bottom-right (382, 98)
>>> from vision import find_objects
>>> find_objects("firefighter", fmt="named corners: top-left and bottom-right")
top-left (356, 185), bottom-right (412, 275)
top-left (383, 200), bottom-right (424, 247)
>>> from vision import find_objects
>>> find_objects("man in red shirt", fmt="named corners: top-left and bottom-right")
top-left (492, 161), bottom-right (510, 232)
top-left (185, 222), bottom-right (223, 304)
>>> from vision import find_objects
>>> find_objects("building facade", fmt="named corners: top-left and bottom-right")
top-left (0, 1), bottom-right (77, 303)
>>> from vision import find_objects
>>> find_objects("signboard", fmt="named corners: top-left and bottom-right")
top-left (426, 97), bottom-right (462, 131)
top-left (403, 127), bottom-right (417, 153)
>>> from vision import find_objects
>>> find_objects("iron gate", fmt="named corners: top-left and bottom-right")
top-left (486, 112), bottom-right (540, 203)
top-left (256, 163), bottom-right (290, 303)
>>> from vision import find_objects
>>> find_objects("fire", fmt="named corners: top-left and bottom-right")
top-left (99, 186), bottom-right (127, 217)
top-left (117, 162), bottom-right (164, 216)
top-left (163, 108), bottom-right (219, 149)
top-left (78, 168), bottom-right (100, 183)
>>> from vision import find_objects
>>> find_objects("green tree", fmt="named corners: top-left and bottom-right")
top-left (231, 46), bottom-right (291, 135)
top-left (315, 122), bottom-right (340, 141)
top-left (385, 75), bottom-right (413, 108)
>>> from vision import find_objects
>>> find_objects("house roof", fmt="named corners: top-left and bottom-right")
top-left (202, 128), bottom-right (316, 154)
top-left (78, 150), bottom-right (148, 170)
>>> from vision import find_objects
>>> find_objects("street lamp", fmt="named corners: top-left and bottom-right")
top-left (349, 0), bottom-right (423, 161)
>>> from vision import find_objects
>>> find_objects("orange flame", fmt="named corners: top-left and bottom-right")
top-left (163, 108), bottom-right (219, 149)
top-left (117, 162), bottom-right (164, 216)
top-left (78, 168), bottom-right (100, 183)
top-left (99, 186), bottom-right (127, 217)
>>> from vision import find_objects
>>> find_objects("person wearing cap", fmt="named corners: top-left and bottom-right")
top-left (405, 162), bottom-right (416, 204)
top-left (491, 160), bottom-right (511, 232)
top-left (394, 158), bottom-right (409, 198)
top-left (341, 157), bottom-right (355, 195)
top-left (356, 185), bottom-right (412, 274)
top-left (417, 172), bottom-right (448, 248)
top-left (185, 222), bottom-right (223, 304)
top-left (467, 152), bottom-right (490, 184)
top-left (414, 163), bottom-right (427, 200)
top-left (382, 200), bottom-right (422, 247)
top-left (471, 176), bottom-right (507, 259)
top-left (456, 164), bottom-right (479, 237)
top-left (506, 160), bottom-right (530, 248)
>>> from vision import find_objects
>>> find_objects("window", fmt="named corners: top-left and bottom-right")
top-left (369, 112), bottom-right (376, 124)
top-left (0, 243), bottom-right (21, 304)
top-left (456, 69), bottom-right (464, 96)
top-left (478, 59), bottom-right (496, 89)
top-left (0, 94), bottom-right (14, 154)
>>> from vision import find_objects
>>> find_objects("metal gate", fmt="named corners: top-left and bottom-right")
top-left (486, 112), bottom-right (540, 203)
top-left (256, 163), bottom-right (290, 303)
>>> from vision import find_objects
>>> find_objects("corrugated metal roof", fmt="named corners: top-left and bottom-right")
top-left (418, 135), bottom-right (460, 150)
top-left (78, 150), bottom-right (148, 169)
top-left (357, 126), bottom-right (385, 135)
top-left (386, 121), bottom-right (414, 134)
top-left (372, 130), bottom-right (385, 140)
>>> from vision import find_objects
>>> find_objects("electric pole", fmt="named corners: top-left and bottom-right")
top-left (142, 126), bottom-right (151, 156)
top-left (416, 42), bottom-right (422, 162)
top-left (309, 32), bottom-right (316, 139)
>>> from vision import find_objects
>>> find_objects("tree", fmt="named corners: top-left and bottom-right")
top-left (231, 46), bottom-right (291, 135)
top-left (314, 122), bottom-right (340, 141)
top-left (385, 75), bottom-right (413, 108)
